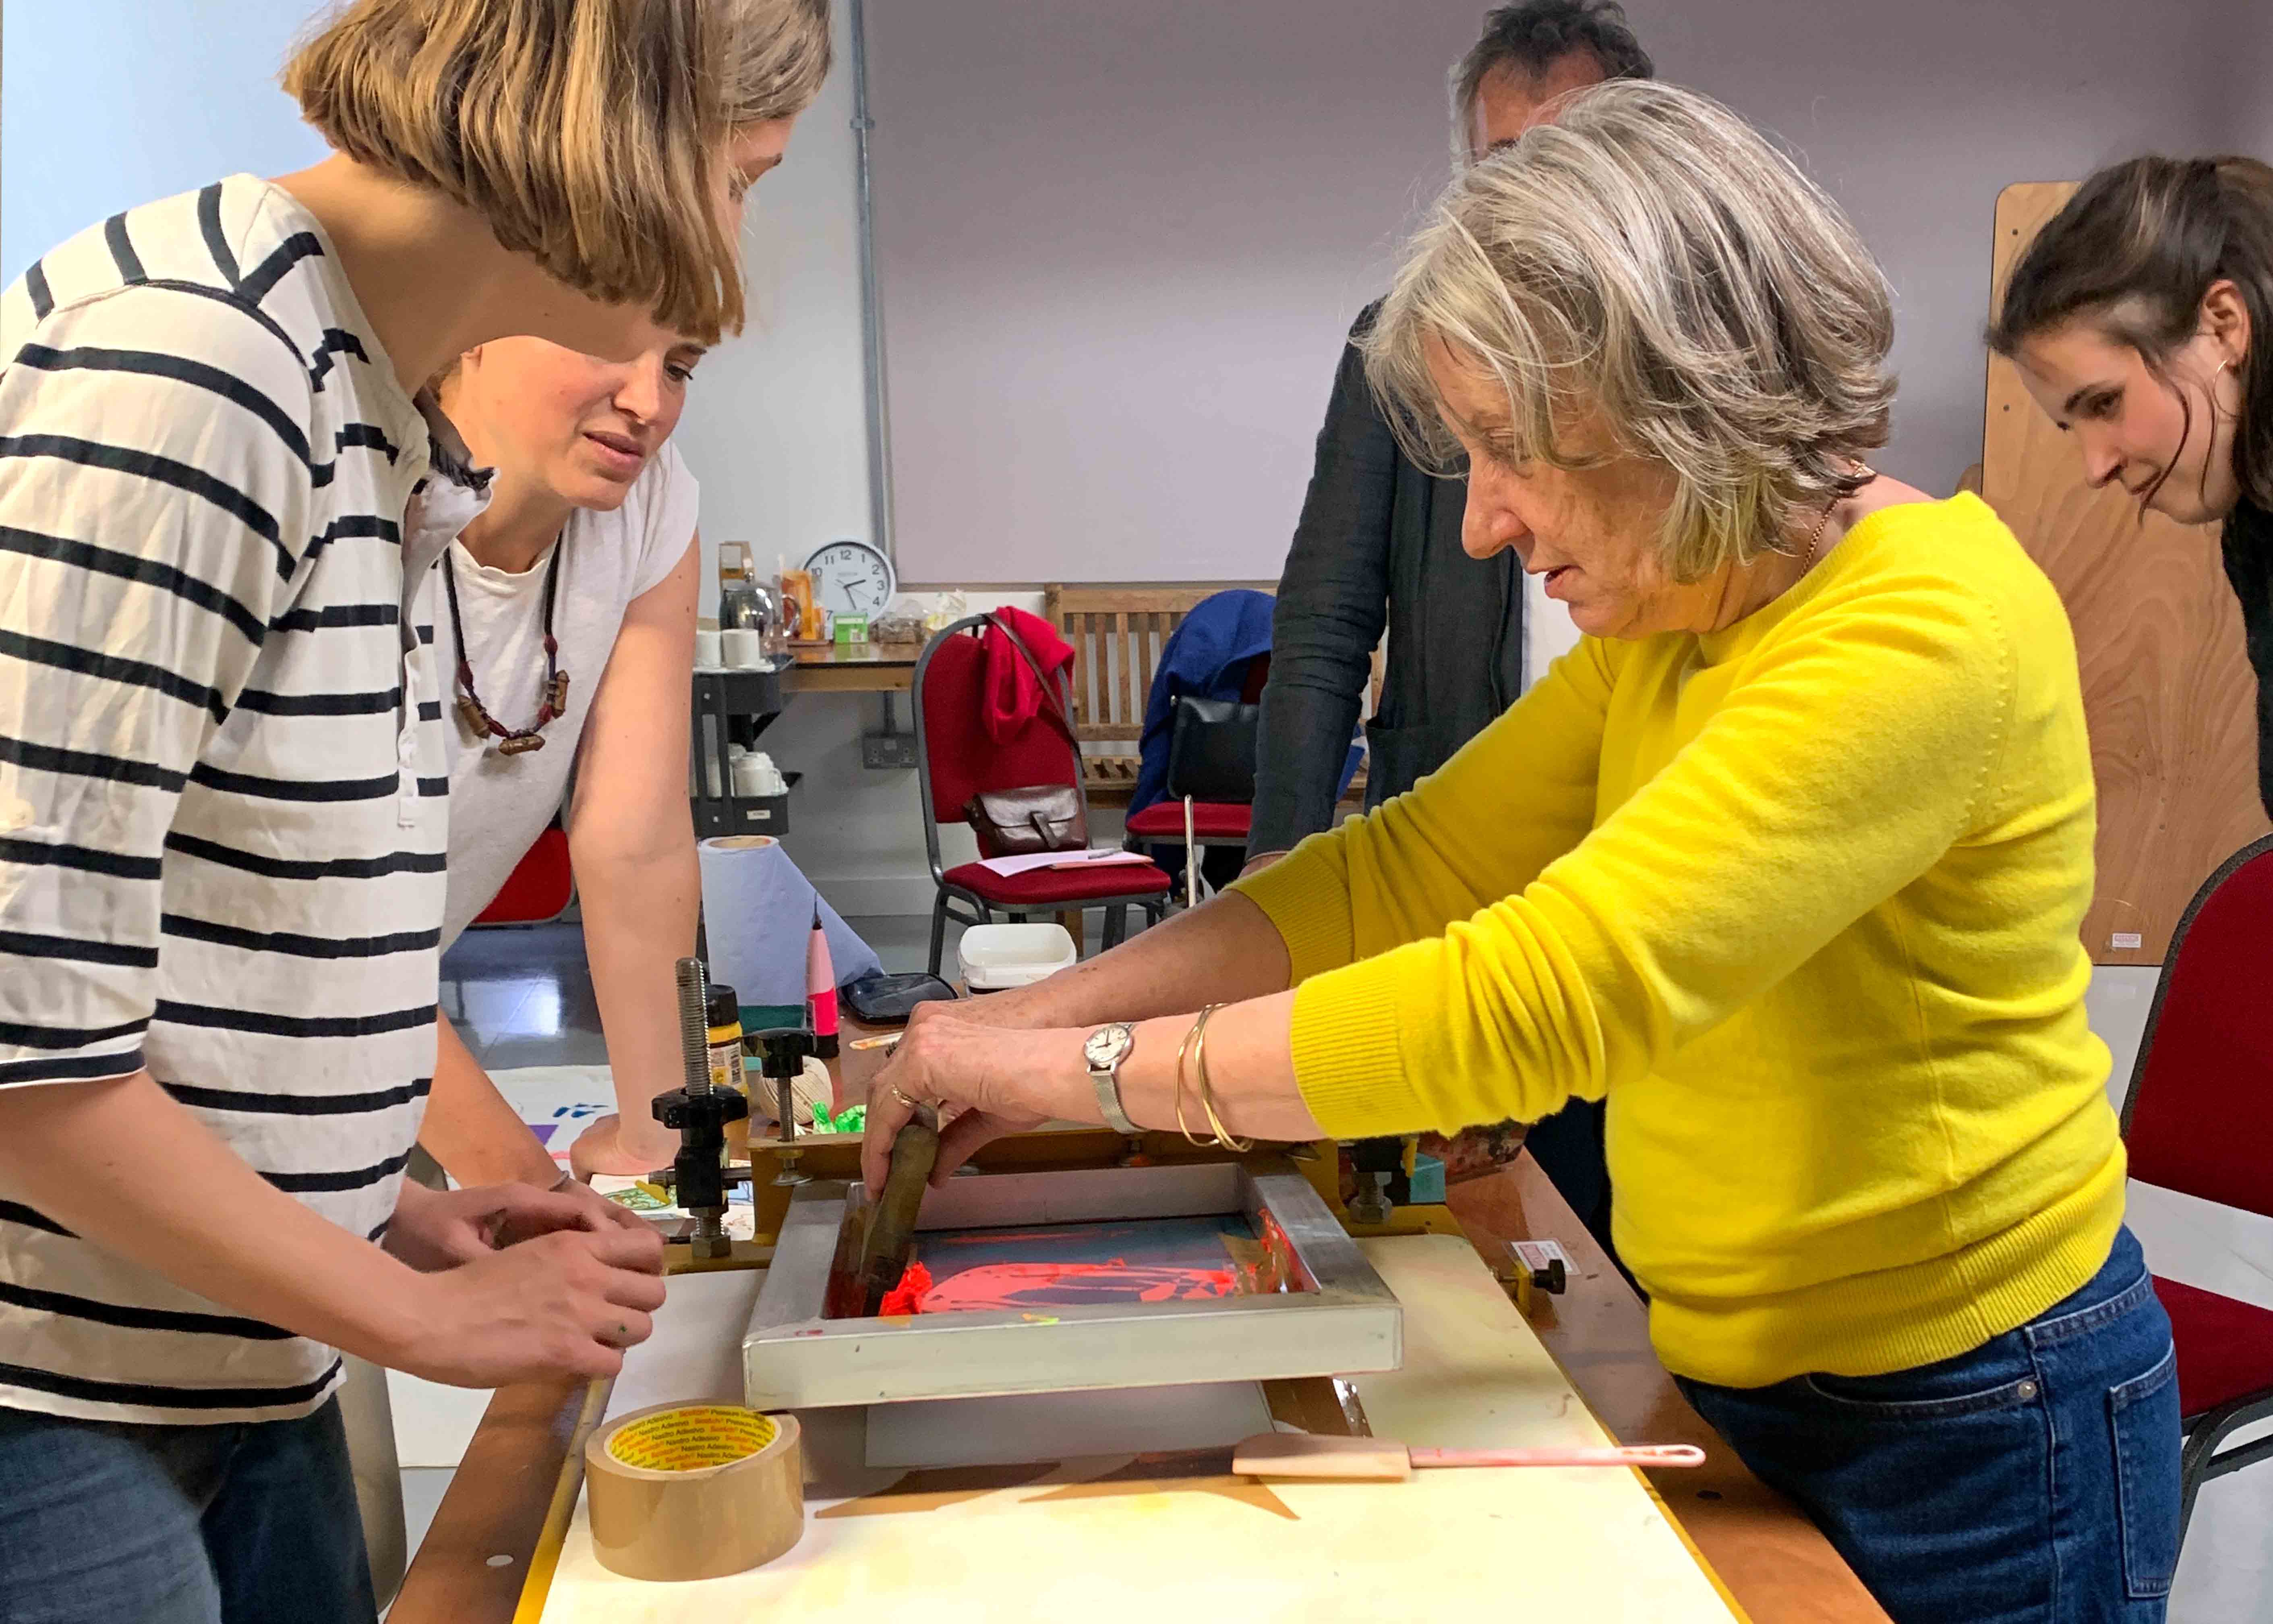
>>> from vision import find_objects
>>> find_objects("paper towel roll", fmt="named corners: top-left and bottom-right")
top-left (696, 838), bottom-right (884, 1011)
top-left (585, 1404), bottom-right (802, 1580)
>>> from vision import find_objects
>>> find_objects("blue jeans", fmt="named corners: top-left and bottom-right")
top-left (1679, 1228), bottom-right (2182, 1624)
top-left (0, 1397), bottom-right (376, 1624)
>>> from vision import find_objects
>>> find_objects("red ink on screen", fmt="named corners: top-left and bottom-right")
top-left (914, 1261), bottom-right (1235, 1313)
top-left (830, 1214), bottom-right (1266, 1319)
top-left (878, 1260), bottom-right (933, 1316)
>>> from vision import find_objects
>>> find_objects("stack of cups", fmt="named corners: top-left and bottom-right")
top-left (693, 628), bottom-right (723, 669)
top-left (731, 750), bottom-right (787, 800)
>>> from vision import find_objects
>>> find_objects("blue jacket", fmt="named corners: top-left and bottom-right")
top-left (1128, 590), bottom-right (1275, 817)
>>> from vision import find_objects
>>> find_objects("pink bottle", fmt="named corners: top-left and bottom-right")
top-left (806, 904), bottom-right (838, 1061)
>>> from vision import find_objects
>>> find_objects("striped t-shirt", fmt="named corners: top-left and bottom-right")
top-left (0, 176), bottom-right (482, 1423)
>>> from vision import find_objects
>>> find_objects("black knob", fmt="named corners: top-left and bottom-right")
top-left (652, 1088), bottom-right (748, 1133)
top-left (748, 1025), bottom-right (819, 1080)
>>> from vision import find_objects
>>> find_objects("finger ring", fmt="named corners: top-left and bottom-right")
top-left (889, 1085), bottom-right (920, 1110)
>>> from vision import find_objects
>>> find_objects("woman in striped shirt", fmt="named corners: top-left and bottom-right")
top-left (0, 3), bottom-right (831, 1621)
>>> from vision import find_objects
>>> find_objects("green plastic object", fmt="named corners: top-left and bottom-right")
top-left (809, 1102), bottom-right (866, 1136)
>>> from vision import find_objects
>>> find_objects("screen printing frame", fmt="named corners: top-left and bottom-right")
top-left (745, 1158), bottom-right (1401, 1409)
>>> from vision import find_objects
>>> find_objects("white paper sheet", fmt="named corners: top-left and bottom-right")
top-left (973, 848), bottom-right (1151, 878)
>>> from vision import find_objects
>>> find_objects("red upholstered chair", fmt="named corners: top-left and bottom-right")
top-left (1124, 653), bottom-right (1269, 891)
top-left (470, 824), bottom-right (575, 926)
top-left (2120, 833), bottom-right (2273, 1541)
top-left (912, 615), bottom-right (1171, 975)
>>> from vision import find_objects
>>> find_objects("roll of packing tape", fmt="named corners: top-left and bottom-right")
top-left (585, 1403), bottom-right (803, 1581)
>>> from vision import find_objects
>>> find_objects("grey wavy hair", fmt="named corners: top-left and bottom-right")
top-left (1365, 80), bottom-right (1895, 582)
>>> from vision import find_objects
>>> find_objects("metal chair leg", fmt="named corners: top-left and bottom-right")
top-left (2174, 1394), bottom-right (2273, 1551)
top-left (2179, 1421), bottom-right (2217, 1545)
top-left (927, 892), bottom-right (949, 978)
top-left (1102, 905), bottom-right (1126, 950)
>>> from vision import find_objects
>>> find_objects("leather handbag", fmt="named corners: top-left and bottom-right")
top-left (966, 782), bottom-right (1087, 857)
top-left (963, 615), bottom-right (1091, 858)
top-left (1165, 695), bottom-right (1259, 802)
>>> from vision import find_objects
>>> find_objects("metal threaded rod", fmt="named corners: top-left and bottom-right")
top-left (675, 957), bottom-right (711, 1096)
top-left (671, 957), bottom-right (729, 1255)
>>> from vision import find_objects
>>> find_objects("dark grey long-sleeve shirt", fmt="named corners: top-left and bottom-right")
top-left (1250, 302), bottom-right (1525, 856)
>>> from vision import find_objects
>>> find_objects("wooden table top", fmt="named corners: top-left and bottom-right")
top-left (389, 1026), bottom-right (1888, 1624)
top-left (781, 640), bottom-right (921, 694)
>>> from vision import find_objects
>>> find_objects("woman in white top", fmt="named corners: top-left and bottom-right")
top-left (417, 334), bottom-right (708, 1182)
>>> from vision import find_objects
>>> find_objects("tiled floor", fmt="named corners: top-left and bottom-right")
top-left (406, 916), bottom-right (2273, 1621)
top-left (398, 1469), bottom-right (454, 1578)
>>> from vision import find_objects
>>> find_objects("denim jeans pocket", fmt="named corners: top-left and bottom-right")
top-left (2109, 1344), bottom-right (2182, 1599)
top-left (1802, 1334), bottom-right (2041, 1419)
top-left (1803, 1368), bottom-right (2043, 1419)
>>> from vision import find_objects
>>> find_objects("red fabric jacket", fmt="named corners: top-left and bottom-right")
top-left (981, 606), bottom-right (1076, 743)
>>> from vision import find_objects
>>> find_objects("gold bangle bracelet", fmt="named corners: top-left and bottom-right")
top-left (1174, 1004), bottom-right (1223, 1147)
top-left (1190, 1003), bottom-right (1253, 1154)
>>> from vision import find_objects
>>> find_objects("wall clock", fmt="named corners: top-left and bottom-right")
top-left (804, 539), bottom-right (896, 618)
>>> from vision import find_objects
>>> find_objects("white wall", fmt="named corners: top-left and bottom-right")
top-left (672, 0), bottom-right (874, 603)
top-left (2, 1), bottom-right (327, 279)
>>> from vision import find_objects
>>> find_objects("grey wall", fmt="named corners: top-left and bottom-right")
top-left (2228, 10), bottom-right (2273, 155)
top-left (866, 0), bottom-right (2257, 584)
top-left (867, 0), bottom-right (1480, 584)
top-left (1636, 0), bottom-right (2244, 498)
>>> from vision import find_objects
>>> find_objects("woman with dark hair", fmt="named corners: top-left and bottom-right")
top-left (1989, 155), bottom-right (2273, 814)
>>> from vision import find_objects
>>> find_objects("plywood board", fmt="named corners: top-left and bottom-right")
top-left (536, 1235), bottom-right (1737, 1624)
top-left (1982, 182), bottom-right (2268, 964)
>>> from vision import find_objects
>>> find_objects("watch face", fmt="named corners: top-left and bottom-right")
top-left (1083, 1024), bottom-right (1131, 1069)
top-left (804, 539), bottom-right (896, 617)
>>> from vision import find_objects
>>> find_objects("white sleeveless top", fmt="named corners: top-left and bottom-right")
top-left (424, 443), bottom-right (698, 946)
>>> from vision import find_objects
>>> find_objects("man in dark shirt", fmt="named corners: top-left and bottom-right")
top-left (1245, 2), bottom-right (1655, 1260)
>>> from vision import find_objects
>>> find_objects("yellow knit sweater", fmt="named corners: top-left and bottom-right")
top-left (1234, 495), bottom-right (2125, 1387)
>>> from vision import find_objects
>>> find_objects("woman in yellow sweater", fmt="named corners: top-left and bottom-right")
top-left (865, 83), bottom-right (2178, 1622)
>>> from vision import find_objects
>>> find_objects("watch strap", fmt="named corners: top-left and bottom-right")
top-left (1088, 1025), bottom-right (1141, 1135)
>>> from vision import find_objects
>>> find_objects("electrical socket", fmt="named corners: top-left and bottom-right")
top-left (862, 731), bottom-right (918, 771)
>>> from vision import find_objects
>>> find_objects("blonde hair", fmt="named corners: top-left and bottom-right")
top-left (1366, 80), bottom-right (1894, 582)
top-left (284, 0), bottom-right (832, 348)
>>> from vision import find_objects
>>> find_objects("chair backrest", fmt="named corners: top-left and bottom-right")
top-left (2121, 833), bottom-right (2273, 1219)
top-left (910, 614), bottom-right (1089, 880)
top-left (469, 825), bottom-right (574, 926)
top-left (1045, 582), bottom-right (1273, 797)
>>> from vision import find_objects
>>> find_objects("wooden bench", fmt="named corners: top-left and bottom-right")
top-left (1045, 583), bottom-right (1271, 805)
top-left (1045, 581), bottom-right (1384, 810)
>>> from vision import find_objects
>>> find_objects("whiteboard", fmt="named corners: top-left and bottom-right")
top-left (859, 0), bottom-right (2250, 588)
top-left (864, 0), bottom-right (1488, 584)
